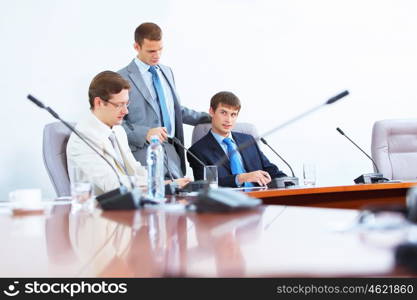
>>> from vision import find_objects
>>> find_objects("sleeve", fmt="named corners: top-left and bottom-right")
top-left (255, 141), bottom-right (287, 178)
top-left (181, 106), bottom-right (211, 126)
top-left (187, 150), bottom-right (205, 181)
top-left (122, 117), bottom-right (150, 149)
top-left (219, 174), bottom-right (239, 188)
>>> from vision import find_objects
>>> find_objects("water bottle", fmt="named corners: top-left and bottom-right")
top-left (146, 135), bottom-right (165, 201)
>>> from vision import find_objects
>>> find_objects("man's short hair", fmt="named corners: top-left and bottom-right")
top-left (210, 91), bottom-right (241, 112)
top-left (134, 22), bottom-right (162, 46)
top-left (88, 71), bottom-right (130, 109)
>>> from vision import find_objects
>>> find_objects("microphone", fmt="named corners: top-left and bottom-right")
top-left (336, 127), bottom-right (388, 184)
top-left (169, 137), bottom-right (209, 193)
top-left (259, 137), bottom-right (299, 188)
top-left (27, 94), bottom-right (142, 210)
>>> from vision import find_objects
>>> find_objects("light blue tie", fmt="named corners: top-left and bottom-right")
top-left (222, 138), bottom-right (254, 187)
top-left (148, 66), bottom-right (172, 134)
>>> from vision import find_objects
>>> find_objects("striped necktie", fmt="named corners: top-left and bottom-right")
top-left (148, 66), bottom-right (172, 134)
top-left (222, 137), bottom-right (254, 187)
top-left (108, 131), bottom-right (126, 173)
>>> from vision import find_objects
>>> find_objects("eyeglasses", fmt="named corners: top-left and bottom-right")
top-left (103, 99), bottom-right (130, 110)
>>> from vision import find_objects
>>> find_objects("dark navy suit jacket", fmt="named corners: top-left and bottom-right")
top-left (187, 131), bottom-right (286, 187)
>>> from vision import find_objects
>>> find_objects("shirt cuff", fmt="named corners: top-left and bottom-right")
top-left (235, 175), bottom-right (242, 187)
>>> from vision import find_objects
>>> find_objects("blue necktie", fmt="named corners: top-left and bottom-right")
top-left (222, 138), bottom-right (254, 187)
top-left (148, 66), bottom-right (172, 134)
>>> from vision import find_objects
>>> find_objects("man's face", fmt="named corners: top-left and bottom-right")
top-left (95, 89), bottom-right (129, 128)
top-left (134, 38), bottom-right (163, 66)
top-left (209, 103), bottom-right (240, 137)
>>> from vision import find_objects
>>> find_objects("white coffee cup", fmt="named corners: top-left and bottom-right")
top-left (8, 188), bottom-right (42, 210)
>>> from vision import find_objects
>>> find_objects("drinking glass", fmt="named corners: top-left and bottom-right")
top-left (204, 165), bottom-right (218, 189)
top-left (303, 163), bottom-right (316, 187)
top-left (70, 167), bottom-right (93, 205)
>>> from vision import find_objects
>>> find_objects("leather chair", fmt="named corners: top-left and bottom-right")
top-left (43, 122), bottom-right (73, 197)
top-left (371, 119), bottom-right (417, 180)
top-left (191, 122), bottom-right (259, 145)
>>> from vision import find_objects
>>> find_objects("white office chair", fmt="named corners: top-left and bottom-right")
top-left (43, 122), bottom-right (74, 197)
top-left (371, 119), bottom-right (417, 180)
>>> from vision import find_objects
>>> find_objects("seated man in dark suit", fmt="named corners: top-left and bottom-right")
top-left (187, 91), bottom-right (286, 187)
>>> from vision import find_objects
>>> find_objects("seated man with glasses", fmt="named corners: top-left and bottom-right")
top-left (67, 71), bottom-right (190, 196)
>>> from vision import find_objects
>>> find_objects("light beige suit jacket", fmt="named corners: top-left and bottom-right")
top-left (66, 112), bottom-right (146, 196)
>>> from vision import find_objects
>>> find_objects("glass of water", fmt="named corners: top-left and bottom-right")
top-left (204, 165), bottom-right (218, 189)
top-left (70, 167), bottom-right (93, 205)
top-left (303, 163), bottom-right (316, 187)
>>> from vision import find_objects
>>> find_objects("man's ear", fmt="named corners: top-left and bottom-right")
top-left (134, 42), bottom-right (141, 52)
top-left (93, 97), bottom-right (102, 110)
top-left (209, 107), bottom-right (214, 117)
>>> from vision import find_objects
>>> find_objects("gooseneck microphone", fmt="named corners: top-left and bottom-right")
top-left (27, 94), bottom-right (142, 209)
top-left (336, 127), bottom-right (380, 173)
top-left (260, 137), bottom-right (299, 188)
top-left (260, 137), bottom-right (295, 177)
top-left (260, 90), bottom-right (349, 141)
top-left (336, 127), bottom-right (388, 184)
top-left (170, 137), bottom-right (206, 168)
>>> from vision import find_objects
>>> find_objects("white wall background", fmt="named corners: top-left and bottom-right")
top-left (1, 0), bottom-right (417, 200)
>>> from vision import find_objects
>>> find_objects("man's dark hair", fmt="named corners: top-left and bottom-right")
top-left (210, 91), bottom-right (241, 112)
top-left (134, 22), bottom-right (162, 46)
top-left (88, 71), bottom-right (130, 109)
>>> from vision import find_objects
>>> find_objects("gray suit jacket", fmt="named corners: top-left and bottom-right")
top-left (118, 60), bottom-right (210, 177)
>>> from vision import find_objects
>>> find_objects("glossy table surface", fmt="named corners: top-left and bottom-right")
top-left (0, 200), bottom-right (413, 278)
top-left (246, 182), bottom-right (417, 209)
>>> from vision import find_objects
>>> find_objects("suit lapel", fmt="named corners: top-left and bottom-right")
top-left (126, 60), bottom-right (160, 116)
top-left (206, 133), bottom-right (231, 172)
top-left (159, 65), bottom-right (181, 125)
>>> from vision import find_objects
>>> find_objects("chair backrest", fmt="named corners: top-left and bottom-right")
top-left (191, 122), bottom-right (259, 145)
top-left (43, 122), bottom-right (74, 197)
top-left (371, 119), bottom-right (417, 180)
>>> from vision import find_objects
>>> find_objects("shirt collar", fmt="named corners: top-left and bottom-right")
top-left (89, 111), bottom-right (113, 138)
top-left (134, 57), bottom-right (159, 75)
top-left (210, 130), bottom-right (234, 145)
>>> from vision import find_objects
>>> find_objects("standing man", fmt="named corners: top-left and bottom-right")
top-left (187, 91), bottom-right (287, 187)
top-left (118, 22), bottom-right (210, 179)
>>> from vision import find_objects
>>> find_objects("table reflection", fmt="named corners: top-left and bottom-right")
top-left (44, 203), bottom-right (265, 277)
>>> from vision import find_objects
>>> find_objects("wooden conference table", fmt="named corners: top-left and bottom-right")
top-left (0, 200), bottom-right (412, 277)
top-left (246, 181), bottom-right (417, 209)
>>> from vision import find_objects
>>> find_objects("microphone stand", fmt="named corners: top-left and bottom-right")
top-left (336, 127), bottom-right (389, 184)
top-left (260, 138), bottom-right (299, 188)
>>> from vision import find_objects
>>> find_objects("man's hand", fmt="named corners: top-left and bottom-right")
top-left (237, 170), bottom-right (271, 186)
top-left (173, 177), bottom-right (191, 188)
top-left (146, 127), bottom-right (168, 143)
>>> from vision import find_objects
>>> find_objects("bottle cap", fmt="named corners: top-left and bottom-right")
top-left (150, 135), bottom-right (159, 143)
